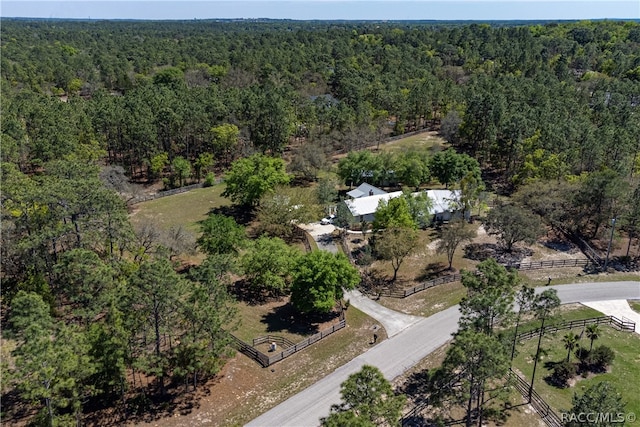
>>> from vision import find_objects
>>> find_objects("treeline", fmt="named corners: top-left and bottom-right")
top-left (2, 19), bottom-right (639, 183)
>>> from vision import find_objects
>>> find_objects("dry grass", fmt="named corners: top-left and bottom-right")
top-left (377, 131), bottom-right (447, 154)
top-left (138, 306), bottom-right (383, 427)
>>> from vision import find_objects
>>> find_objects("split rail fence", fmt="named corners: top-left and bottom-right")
top-left (230, 310), bottom-right (346, 367)
top-left (516, 315), bottom-right (635, 341)
top-left (381, 258), bottom-right (592, 299)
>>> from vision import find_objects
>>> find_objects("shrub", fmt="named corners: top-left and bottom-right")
top-left (354, 245), bottom-right (374, 266)
top-left (203, 172), bottom-right (216, 187)
top-left (587, 345), bottom-right (615, 372)
top-left (550, 360), bottom-right (576, 388)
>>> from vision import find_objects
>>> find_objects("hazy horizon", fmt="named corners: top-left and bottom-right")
top-left (2, 1), bottom-right (639, 21)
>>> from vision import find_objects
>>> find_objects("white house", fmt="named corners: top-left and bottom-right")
top-left (343, 189), bottom-right (461, 225)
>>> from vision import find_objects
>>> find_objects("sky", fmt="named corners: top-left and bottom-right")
top-left (1, 1), bottom-right (639, 21)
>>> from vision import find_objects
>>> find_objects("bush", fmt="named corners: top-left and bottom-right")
top-left (203, 172), bottom-right (216, 187)
top-left (550, 360), bottom-right (576, 388)
top-left (587, 345), bottom-right (615, 372)
top-left (354, 245), bottom-right (374, 266)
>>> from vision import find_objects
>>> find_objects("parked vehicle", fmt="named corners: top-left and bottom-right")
top-left (320, 214), bottom-right (335, 225)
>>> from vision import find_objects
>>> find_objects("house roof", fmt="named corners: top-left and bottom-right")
top-left (344, 189), bottom-right (460, 218)
top-left (346, 183), bottom-right (387, 199)
top-left (345, 191), bottom-right (403, 217)
top-left (426, 189), bottom-right (460, 215)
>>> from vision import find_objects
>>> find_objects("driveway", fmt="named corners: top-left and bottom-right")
top-left (299, 223), bottom-right (338, 254)
top-left (246, 281), bottom-right (639, 427)
top-left (582, 299), bottom-right (640, 333)
top-left (344, 289), bottom-right (422, 337)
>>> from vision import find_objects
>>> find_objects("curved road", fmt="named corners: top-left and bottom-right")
top-left (246, 281), bottom-right (639, 427)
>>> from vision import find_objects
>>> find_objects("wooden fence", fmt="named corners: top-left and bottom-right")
top-left (509, 368), bottom-right (563, 427)
top-left (401, 367), bottom-right (563, 427)
top-left (129, 177), bottom-right (225, 205)
top-left (230, 310), bottom-right (346, 367)
top-left (381, 258), bottom-right (592, 299)
top-left (253, 335), bottom-right (296, 348)
top-left (516, 315), bottom-right (636, 341)
top-left (503, 258), bottom-right (589, 271)
top-left (129, 183), bottom-right (205, 205)
top-left (229, 335), bottom-right (270, 367)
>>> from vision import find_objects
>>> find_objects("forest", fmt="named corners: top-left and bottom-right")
top-left (1, 18), bottom-right (640, 426)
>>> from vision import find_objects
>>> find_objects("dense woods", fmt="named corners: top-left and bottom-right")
top-left (2, 18), bottom-right (640, 425)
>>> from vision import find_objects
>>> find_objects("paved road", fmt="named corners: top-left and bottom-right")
top-left (246, 281), bottom-right (639, 427)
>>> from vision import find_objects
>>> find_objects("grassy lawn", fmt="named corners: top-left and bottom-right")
top-left (377, 131), bottom-right (447, 154)
top-left (232, 298), bottom-right (342, 345)
top-left (629, 300), bottom-right (640, 314)
top-left (129, 184), bottom-right (230, 233)
top-left (513, 304), bottom-right (605, 337)
top-left (378, 280), bottom-right (467, 317)
top-left (512, 315), bottom-right (640, 418)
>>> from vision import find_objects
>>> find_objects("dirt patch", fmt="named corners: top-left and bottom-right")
top-left (122, 306), bottom-right (380, 427)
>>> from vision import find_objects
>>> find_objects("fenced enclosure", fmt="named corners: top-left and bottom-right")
top-left (230, 310), bottom-right (346, 367)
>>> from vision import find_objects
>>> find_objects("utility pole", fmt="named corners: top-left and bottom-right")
top-left (528, 315), bottom-right (546, 403)
top-left (603, 217), bottom-right (616, 271)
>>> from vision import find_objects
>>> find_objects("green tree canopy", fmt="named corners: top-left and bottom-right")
top-left (373, 227), bottom-right (420, 282)
top-left (484, 203), bottom-right (543, 252)
top-left (290, 251), bottom-right (360, 314)
top-left (197, 213), bottom-right (247, 256)
top-left (373, 196), bottom-right (416, 231)
top-left (459, 258), bottom-right (519, 334)
top-left (402, 190), bottom-right (433, 229)
top-left (324, 365), bottom-right (404, 427)
top-left (430, 148), bottom-right (481, 188)
top-left (222, 154), bottom-right (291, 206)
top-left (241, 236), bottom-right (302, 297)
top-left (9, 291), bottom-right (96, 426)
top-left (337, 150), bottom-right (381, 187)
top-left (443, 328), bottom-right (510, 427)
top-left (566, 382), bottom-right (626, 427)
top-left (436, 219), bottom-right (477, 270)
top-left (256, 186), bottom-right (323, 240)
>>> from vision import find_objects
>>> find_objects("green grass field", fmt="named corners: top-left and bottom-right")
top-left (512, 312), bottom-right (640, 418)
top-left (378, 131), bottom-right (446, 154)
top-left (629, 300), bottom-right (640, 314)
top-left (130, 184), bottom-right (231, 233)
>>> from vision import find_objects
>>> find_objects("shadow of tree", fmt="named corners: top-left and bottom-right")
top-left (463, 243), bottom-right (533, 265)
top-left (82, 375), bottom-right (218, 426)
top-left (260, 303), bottom-right (340, 336)
top-left (228, 278), bottom-right (286, 305)
top-left (207, 204), bottom-right (255, 226)
top-left (416, 261), bottom-right (449, 281)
